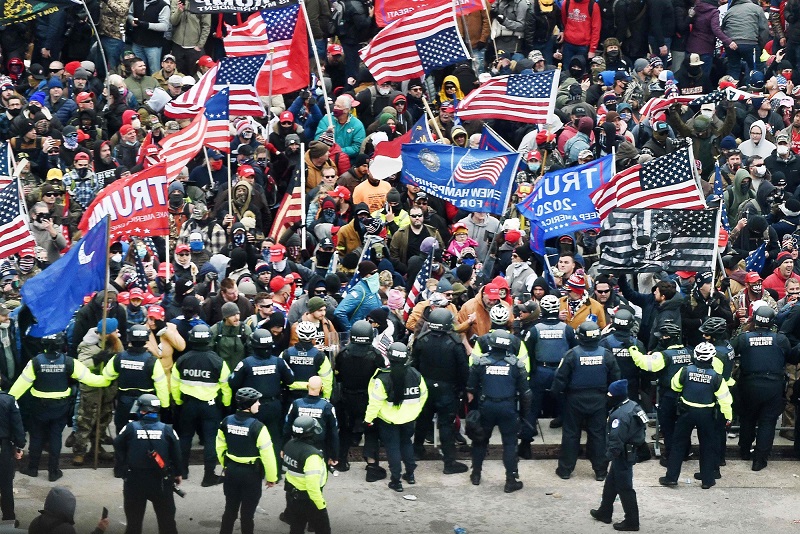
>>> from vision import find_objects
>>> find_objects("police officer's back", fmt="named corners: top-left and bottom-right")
top-left (282, 321), bottom-right (333, 400)
top-left (114, 394), bottom-right (182, 534)
top-left (471, 305), bottom-right (530, 371)
top-left (0, 375), bottom-right (25, 523)
top-left (600, 310), bottom-right (644, 400)
top-left (283, 416), bottom-right (331, 534)
top-left (283, 376), bottom-right (339, 463)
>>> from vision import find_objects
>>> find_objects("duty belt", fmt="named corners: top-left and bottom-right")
top-left (120, 388), bottom-right (154, 397)
top-left (741, 372), bottom-right (784, 381)
top-left (536, 362), bottom-right (560, 368)
top-left (480, 395), bottom-right (515, 402)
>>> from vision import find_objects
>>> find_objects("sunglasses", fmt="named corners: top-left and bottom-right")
top-left (280, 121), bottom-right (293, 126)
top-left (50, 68), bottom-right (63, 73)
top-left (410, 214), bottom-right (423, 218)
top-left (258, 304), bottom-right (272, 308)
top-left (43, 192), bottom-right (63, 197)
top-left (595, 289), bottom-right (611, 294)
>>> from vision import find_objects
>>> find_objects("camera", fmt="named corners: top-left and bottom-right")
top-left (36, 213), bottom-right (50, 223)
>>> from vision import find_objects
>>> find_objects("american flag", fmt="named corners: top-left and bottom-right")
top-left (690, 91), bottom-right (723, 107)
top-left (0, 142), bottom-right (13, 189)
top-left (133, 247), bottom-right (150, 291)
top-left (403, 248), bottom-right (433, 320)
top-left (745, 242), bottom-right (767, 274)
top-left (359, 0), bottom-right (470, 84)
top-left (163, 64), bottom-right (218, 120)
top-left (214, 55), bottom-right (267, 117)
top-left (724, 86), bottom-right (761, 102)
top-left (590, 147), bottom-right (706, 221)
top-left (456, 72), bottom-right (558, 124)
top-left (596, 208), bottom-right (716, 273)
top-left (136, 131), bottom-right (155, 167)
top-left (639, 95), bottom-right (697, 118)
top-left (158, 111), bottom-right (208, 180)
top-left (204, 87), bottom-right (231, 153)
top-left (712, 163), bottom-right (730, 231)
top-left (453, 151), bottom-right (509, 185)
top-left (341, 237), bottom-right (379, 294)
top-left (0, 180), bottom-right (36, 259)
top-left (225, 5), bottom-right (309, 96)
top-left (268, 167), bottom-right (303, 241)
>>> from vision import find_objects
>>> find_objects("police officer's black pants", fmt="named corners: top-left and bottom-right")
top-left (523, 366), bottom-right (561, 442)
top-left (220, 463), bottom-right (262, 534)
top-left (27, 398), bottom-right (70, 474)
top-left (123, 470), bottom-right (177, 534)
top-left (336, 391), bottom-right (369, 464)
top-left (471, 400), bottom-right (518, 476)
top-left (255, 398), bottom-right (283, 466)
top-left (377, 420), bottom-right (416, 482)
top-left (597, 457), bottom-right (638, 527)
top-left (413, 383), bottom-right (458, 464)
top-left (286, 486), bottom-right (331, 534)
top-left (177, 397), bottom-right (222, 475)
top-left (658, 393), bottom-right (679, 459)
top-left (738, 378), bottom-right (785, 459)
top-left (559, 393), bottom-right (607, 475)
top-left (115, 394), bottom-right (139, 436)
top-left (0, 441), bottom-right (15, 520)
top-left (666, 407), bottom-right (717, 486)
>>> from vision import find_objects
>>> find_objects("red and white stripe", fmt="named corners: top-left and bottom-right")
top-left (163, 65), bottom-right (218, 119)
top-left (158, 112), bottom-right (208, 180)
top-left (456, 73), bottom-right (558, 124)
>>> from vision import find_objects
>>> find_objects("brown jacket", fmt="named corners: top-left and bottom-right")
top-left (145, 323), bottom-right (186, 390)
top-left (457, 8), bottom-right (490, 47)
top-left (406, 301), bottom-right (460, 334)
top-left (304, 151), bottom-right (336, 192)
top-left (336, 218), bottom-right (363, 256)
top-left (456, 285), bottom-right (513, 340)
top-left (559, 296), bottom-right (607, 330)
top-left (288, 313), bottom-right (339, 349)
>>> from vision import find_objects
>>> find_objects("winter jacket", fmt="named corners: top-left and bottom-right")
top-left (721, 0), bottom-right (769, 45)
top-left (210, 320), bottom-right (252, 370)
top-left (389, 224), bottom-right (444, 265)
top-left (648, 293), bottom-right (684, 350)
top-left (458, 8), bottom-right (491, 47)
top-left (525, 0), bottom-right (561, 46)
top-left (202, 294), bottom-right (255, 327)
top-left (305, 0), bottom-right (331, 39)
top-left (128, 0), bottom-right (171, 47)
top-left (687, 0), bottom-right (732, 54)
top-left (314, 114), bottom-right (366, 157)
top-left (29, 487), bottom-right (106, 534)
top-left (765, 151), bottom-right (800, 192)
top-left (559, 294), bottom-right (607, 329)
top-left (169, 0), bottom-right (210, 48)
top-left (495, 0), bottom-right (531, 37)
top-left (561, 0), bottom-right (602, 49)
top-left (100, 0), bottom-right (130, 40)
top-left (456, 284), bottom-right (513, 339)
top-left (764, 266), bottom-right (800, 299)
top-left (647, 0), bottom-right (676, 48)
top-left (334, 279), bottom-right (382, 330)
top-left (145, 323), bottom-right (185, 388)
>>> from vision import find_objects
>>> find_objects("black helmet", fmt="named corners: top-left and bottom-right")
top-left (250, 329), bottom-right (274, 350)
top-left (188, 324), bottom-right (212, 347)
top-left (612, 310), bottom-right (634, 331)
top-left (488, 329), bottom-right (515, 351)
top-left (428, 308), bottom-right (453, 332)
top-left (129, 325), bottom-right (149, 347)
top-left (136, 394), bottom-right (161, 414)
top-left (753, 305), bottom-right (775, 328)
top-left (350, 320), bottom-right (374, 345)
top-left (236, 387), bottom-right (263, 409)
top-left (387, 342), bottom-right (408, 363)
top-left (576, 321), bottom-right (601, 344)
top-left (41, 332), bottom-right (65, 353)
top-left (291, 415), bottom-right (322, 438)
top-left (654, 320), bottom-right (682, 340)
top-left (699, 316), bottom-right (727, 339)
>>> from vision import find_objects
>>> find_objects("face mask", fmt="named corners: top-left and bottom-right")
top-left (136, 245), bottom-right (147, 259)
top-left (262, 249), bottom-right (270, 261)
top-left (18, 257), bottom-right (34, 273)
top-left (233, 233), bottom-right (246, 247)
top-left (210, 160), bottom-right (223, 171)
top-left (607, 50), bottom-right (619, 58)
top-left (76, 167), bottom-right (88, 178)
top-left (7, 108), bottom-right (21, 117)
top-left (241, 130), bottom-right (252, 139)
top-left (740, 181), bottom-right (751, 193)
top-left (390, 204), bottom-right (401, 215)
top-left (701, 109), bottom-right (714, 118)
top-left (333, 109), bottom-right (345, 118)
top-left (750, 283), bottom-right (763, 296)
top-left (527, 162), bottom-right (540, 172)
top-left (190, 241), bottom-right (203, 251)
top-left (462, 257), bottom-right (476, 266)
top-left (64, 136), bottom-right (78, 150)
top-left (169, 194), bottom-right (183, 208)
top-left (321, 208), bottom-right (336, 222)
top-left (366, 273), bottom-right (380, 293)
top-left (124, 139), bottom-right (137, 147)
top-left (111, 253), bottom-right (122, 263)
top-left (131, 118), bottom-right (141, 129)
top-left (778, 145), bottom-right (790, 156)
top-left (619, 112), bottom-right (631, 121)
top-left (272, 258), bottom-right (287, 272)
top-left (755, 165), bottom-right (767, 177)
top-left (377, 86), bottom-right (391, 95)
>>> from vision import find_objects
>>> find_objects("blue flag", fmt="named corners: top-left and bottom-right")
top-left (478, 124), bottom-right (514, 152)
top-left (401, 144), bottom-right (519, 215)
top-left (22, 217), bottom-right (109, 336)
top-left (712, 163), bottom-right (730, 231)
top-left (517, 155), bottom-right (614, 248)
top-left (745, 242), bottom-right (767, 274)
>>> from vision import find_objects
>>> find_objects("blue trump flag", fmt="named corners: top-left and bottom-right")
top-left (517, 155), bottom-right (614, 254)
top-left (22, 217), bottom-right (109, 336)
top-left (401, 143), bottom-right (519, 215)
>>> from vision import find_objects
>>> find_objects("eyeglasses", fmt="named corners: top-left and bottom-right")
top-left (410, 87), bottom-right (423, 92)
top-left (322, 174), bottom-right (336, 179)
top-left (410, 214), bottom-right (423, 218)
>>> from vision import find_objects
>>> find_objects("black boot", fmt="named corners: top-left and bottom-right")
top-left (752, 453), bottom-right (768, 471)
top-left (443, 461), bottom-right (468, 474)
top-left (366, 463), bottom-right (387, 482)
top-left (200, 464), bottom-right (222, 487)
top-left (517, 441), bottom-right (532, 460)
top-left (504, 472), bottom-right (523, 493)
top-left (470, 468), bottom-right (481, 485)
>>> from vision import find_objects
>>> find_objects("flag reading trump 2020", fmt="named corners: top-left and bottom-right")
top-left (21, 217), bottom-right (109, 336)
top-left (517, 155), bottom-right (614, 239)
top-left (401, 143), bottom-right (519, 215)
top-left (78, 162), bottom-right (170, 239)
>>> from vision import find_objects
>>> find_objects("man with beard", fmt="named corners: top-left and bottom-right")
top-left (681, 272), bottom-right (734, 347)
top-left (93, 141), bottom-right (118, 187)
top-left (337, 153), bottom-right (370, 194)
top-left (389, 206), bottom-right (444, 266)
top-left (732, 272), bottom-right (779, 332)
top-left (28, 203), bottom-right (66, 264)
top-left (153, 53), bottom-right (183, 90)
top-left (180, 202), bottom-right (226, 255)
top-left (62, 152), bottom-right (101, 213)
top-left (0, 93), bottom-right (22, 141)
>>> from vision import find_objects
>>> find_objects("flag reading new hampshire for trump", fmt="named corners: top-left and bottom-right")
top-left (401, 143), bottom-right (519, 215)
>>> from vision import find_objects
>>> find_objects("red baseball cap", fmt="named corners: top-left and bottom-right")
top-left (675, 271), bottom-right (696, 279)
top-left (270, 244), bottom-right (286, 262)
top-left (197, 55), bottom-right (216, 68)
top-left (745, 271), bottom-right (762, 284)
top-left (129, 288), bottom-right (145, 300)
top-left (327, 44), bottom-right (343, 56)
top-left (76, 91), bottom-right (95, 103)
top-left (269, 275), bottom-right (286, 292)
top-left (484, 284), bottom-right (500, 299)
top-left (119, 124), bottom-right (135, 137)
top-left (237, 165), bottom-right (255, 178)
top-left (175, 243), bottom-right (190, 254)
top-left (279, 111), bottom-right (294, 123)
top-left (157, 263), bottom-right (172, 278)
top-left (74, 152), bottom-right (90, 162)
top-left (147, 304), bottom-right (165, 320)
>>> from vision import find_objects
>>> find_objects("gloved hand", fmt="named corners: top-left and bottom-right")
top-left (495, 13), bottom-right (505, 23)
top-left (265, 142), bottom-right (279, 155)
top-left (92, 350), bottom-right (113, 367)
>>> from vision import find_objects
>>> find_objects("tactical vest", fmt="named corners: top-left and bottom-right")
top-left (240, 354), bottom-right (283, 398)
top-left (336, 345), bottom-right (382, 391)
top-left (130, 0), bottom-right (168, 47)
top-left (714, 341), bottom-right (736, 381)
top-left (569, 346), bottom-right (609, 390)
top-left (681, 365), bottom-right (720, 406)
top-left (294, 396), bottom-right (328, 430)
top-left (377, 367), bottom-right (424, 405)
top-left (534, 322), bottom-right (569, 364)
top-left (220, 414), bottom-right (262, 463)
top-left (176, 350), bottom-right (223, 388)
top-left (284, 346), bottom-right (323, 383)
top-left (283, 438), bottom-right (324, 479)
top-left (659, 347), bottom-right (692, 391)
top-left (125, 420), bottom-right (173, 470)
top-left (738, 331), bottom-right (786, 376)
top-left (31, 353), bottom-right (73, 398)
top-left (115, 350), bottom-right (157, 393)
top-left (417, 331), bottom-right (461, 383)
top-left (479, 356), bottom-right (518, 400)
top-left (601, 334), bottom-right (638, 382)
top-left (477, 331), bottom-right (522, 357)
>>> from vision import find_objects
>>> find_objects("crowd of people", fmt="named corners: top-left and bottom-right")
top-left (3, 0), bottom-right (800, 531)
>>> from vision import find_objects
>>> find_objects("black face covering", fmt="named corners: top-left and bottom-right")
top-left (390, 204), bottom-right (402, 215)
top-left (7, 108), bottom-right (21, 117)
top-left (316, 250), bottom-right (333, 266)
top-left (76, 167), bottom-right (89, 179)
top-left (607, 394), bottom-right (626, 410)
top-left (607, 50), bottom-right (620, 59)
top-left (169, 192), bottom-right (183, 209)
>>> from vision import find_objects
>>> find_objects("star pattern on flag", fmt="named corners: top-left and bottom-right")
top-left (654, 209), bottom-right (715, 238)
top-left (217, 55), bottom-right (266, 85)
top-left (416, 28), bottom-right (467, 72)
top-left (205, 87), bottom-right (230, 120)
top-left (263, 5), bottom-right (299, 41)
top-left (507, 71), bottom-right (555, 98)
top-left (641, 151), bottom-right (692, 190)
top-left (0, 181), bottom-right (21, 225)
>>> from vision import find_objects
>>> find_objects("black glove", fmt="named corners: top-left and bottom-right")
top-left (495, 13), bottom-right (505, 23)
top-left (92, 349), bottom-right (113, 367)
top-left (139, 20), bottom-right (149, 28)
top-left (719, 277), bottom-right (731, 292)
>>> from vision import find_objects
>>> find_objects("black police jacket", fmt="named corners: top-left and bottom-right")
top-left (114, 419), bottom-right (184, 478)
top-left (606, 399), bottom-right (647, 461)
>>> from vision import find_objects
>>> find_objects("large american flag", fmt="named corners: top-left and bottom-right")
top-left (404, 248), bottom-right (433, 321)
top-left (0, 180), bottom-right (36, 259)
top-left (203, 87), bottom-right (231, 153)
top-left (268, 167), bottom-right (303, 241)
top-left (457, 71), bottom-right (558, 124)
top-left (639, 95), bottom-right (696, 118)
top-left (0, 142), bottom-right (13, 189)
top-left (590, 147), bottom-right (706, 221)
top-left (359, 0), bottom-right (470, 84)
top-left (453, 151), bottom-right (509, 185)
top-left (158, 111), bottom-right (208, 180)
top-left (214, 55), bottom-right (266, 117)
top-left (163, 64), bottom-right (218, 119)
top-left (224, 5), bottom-right (309, 95)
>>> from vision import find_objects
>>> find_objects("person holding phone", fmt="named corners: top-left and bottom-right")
top-left (29, 201), bottom-right (67, 264)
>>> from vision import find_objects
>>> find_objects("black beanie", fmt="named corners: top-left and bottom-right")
top-left (456, 264), bottom-right (474, 283)
top-left (514, 246), bottom-right (531, 262)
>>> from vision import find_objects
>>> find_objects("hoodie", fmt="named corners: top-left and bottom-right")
top-left (724, 169), bottom-right (755, 221)
top-left (561, 0), bottom-right (601, 49)
top-left (738, 120), bottom-right (777, 160)
top-left (29, 486), bottom-right (105, 534)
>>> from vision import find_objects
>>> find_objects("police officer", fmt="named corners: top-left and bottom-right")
top-left (364, 342), bottom-right (427, 492)
top-left (731, 305), bottom-right (796, 471)
top-left (171, 324), bottom-right (232, 486)
top-left (104, 325), bottom-right (170, 435)
top-left (216, 387), bottom-right (279, 534)
top-left (228, 329), bottom-right (294, 463)
top-left (113, 394), bottom-right (182, 534)
top-left (552, 321), bottom-right (621, 481)
top-left (9, 333), bottom-right (108, 481)
top-left (283, 376), bottom-right (339, 464)
top-left (333, 320), bottom-right (385, 478)
top-left (699, 316), bottom-right (736, 472)
top-left (282, 321), bottom-right (333, 401)
top-left (629, 320), bottom-right (692, 467)
top-left (0, 376), bottom-right (25, 524)
top-left (467, 329), bottom-right (532, 492)
top-left (659, 342), bottom-right (733, 489)
top-left (283, 416), bottom-right (331, 534)
top-left (521, 294), bottom-right (577, 458)
top-left (471, 305), bottom-right (530, 370)
top-left (590, 379), bottom-right (647, 532)
top-left (411, 308), bottom-right (469, 473)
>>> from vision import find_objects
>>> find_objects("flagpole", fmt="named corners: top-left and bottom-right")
top-left (268, 47), bottom-right (275, 120)
top-left (79, 0), bottom-right (110, 85)
top-left (482, 0), bottom-right (498, 55)
top-left (455, 0), bottom-right (475, 68)
top-left (94, 214), bottom-right (111, 470)
top-left (300, 142), bottom-right (307, 247)
top-left (299, 0), bottom-right (332, 119)
top-left (708, 166), bottom-right (725, 316)
top-left (421, 96), bottom-right (444, 142)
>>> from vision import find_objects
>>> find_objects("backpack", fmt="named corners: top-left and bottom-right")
top-left (329, 0), bottom-right (345, 36)
top-left (213, 322), bottom-right (248, 353)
